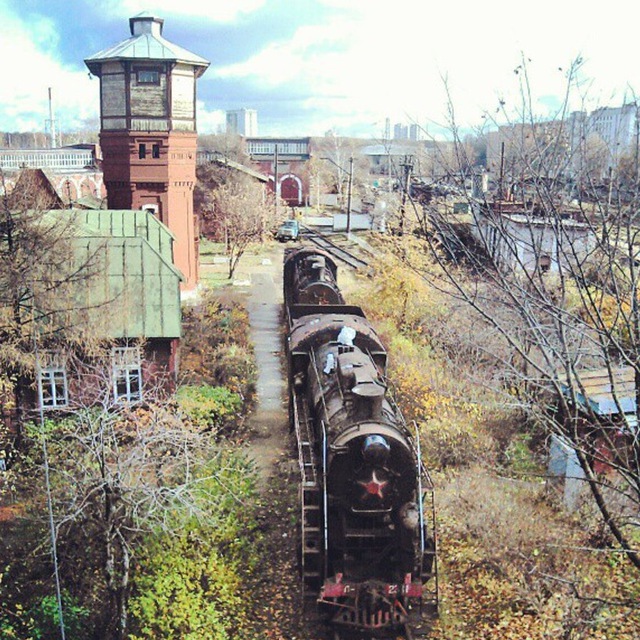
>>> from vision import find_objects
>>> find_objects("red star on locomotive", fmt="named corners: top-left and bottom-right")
top-left (358, 470), bottom-right (388, 499)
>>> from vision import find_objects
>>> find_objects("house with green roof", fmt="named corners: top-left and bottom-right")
top-left (32, 208), bottom-right (182, 411)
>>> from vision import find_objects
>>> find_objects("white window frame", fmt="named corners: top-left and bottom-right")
top-left (37, 352), bottom-right (69, 410)
top-left (112, 346), bottom-right (142, 404)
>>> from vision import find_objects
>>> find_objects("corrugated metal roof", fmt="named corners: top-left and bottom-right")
top-left (561, 366), bottom-right (636, 416)
top-left (197, 152), bottom-right (269, 182)
top-left (48, 209), bottom-right (182, 339)
top-left (73, 208), bottom-right (177, 267)
top-left (75, 195), bottom-right (105, 210)
top-left (85, 14), bottom-right (209, 74)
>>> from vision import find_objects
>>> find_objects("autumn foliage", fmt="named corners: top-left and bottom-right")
top-left (351, 234), bottom-right (640, 639)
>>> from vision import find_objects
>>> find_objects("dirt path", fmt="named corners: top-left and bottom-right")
top-left (239, 248), bottom-right (318, 639)
top-left (242, 250), bottom-right (290, 479)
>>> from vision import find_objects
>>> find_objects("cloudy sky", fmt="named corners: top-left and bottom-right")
top-left (2, 0), bottom-right (640, 140)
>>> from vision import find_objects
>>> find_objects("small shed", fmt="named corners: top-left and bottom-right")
top-left (22, 209), bottom-right (183, 417)
top-left (560, 366), bottom-right (637, 430)
top-left (549, 366), bottom-right (637, 509)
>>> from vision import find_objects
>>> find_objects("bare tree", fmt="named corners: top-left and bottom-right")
top-left (0, 170), bottom-right (104, 441)
top-left (399, 60), bottom-right (640, 571)
top-left (197, 132), bottom-right (247, 163)
top-left (196, 169), bottom-right (276, 279)
top-left (312, 134), bottom-right (369, 207)
top-left (24, 355), bottom-right (226, 640)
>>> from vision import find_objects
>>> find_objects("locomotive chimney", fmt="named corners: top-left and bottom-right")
top-left (338, 351), bottom-right (386, 419)
top-left (352, 381), bottom-right (386, 419)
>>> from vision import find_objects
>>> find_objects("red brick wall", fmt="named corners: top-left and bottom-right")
top-left (101, 130), bottom-right (199, 290)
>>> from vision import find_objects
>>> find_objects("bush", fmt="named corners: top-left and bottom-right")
top-left (28, 592), bottom-right (89, 640)
top-left (181, 293), bottom-right (257, 401)
top-left (176, 385), bottom-right (243, 436)
top-left (129, 536), bottom-right (246, 640)
top-left (210, 344), bottom-right (256, 399)
top-left (129, 452), bottom-right (258, 640)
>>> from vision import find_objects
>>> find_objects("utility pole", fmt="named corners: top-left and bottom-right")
top-left (399, 155), bottom-right (413, 235)
top-left (634, 102), bottom-right (639, 194)
top-left (46, 87), bottom-right (58, 149)
top-left (274, 143), bottom-right (279, 217)
top-left (346, 155), bottom-right (353, 239)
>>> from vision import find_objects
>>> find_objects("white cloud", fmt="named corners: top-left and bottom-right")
top-left (213, 0), bottom-right (640, 135)
top-left (196, 102), bottom-right (226, 134)
top-left (102, 0), bottom-right (267, 22)
top-left (3, 0), bottom-right (640, 138)
top-left (0, 8), bottom-right (97, 132)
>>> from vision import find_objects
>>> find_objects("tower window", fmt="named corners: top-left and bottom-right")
top-left (152, 144), bottom-right (160, 159)
top-left (137, 69), bottom-right (160, 84)
top-left (139, 143), bottom-right (146, 159)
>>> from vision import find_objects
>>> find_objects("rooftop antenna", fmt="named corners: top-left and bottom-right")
top-left (46, 87), bottom-right (58, 149)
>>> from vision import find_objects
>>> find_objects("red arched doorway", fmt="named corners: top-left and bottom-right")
top-left (280, 174), bottom-right (303, 206)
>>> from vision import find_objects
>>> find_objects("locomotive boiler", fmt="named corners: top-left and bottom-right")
top-left (283, 247), bottom-right (437, 636)
top-left (283, 246), bottom-right (344, 307)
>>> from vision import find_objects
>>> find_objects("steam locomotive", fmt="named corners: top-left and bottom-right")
top-left (283, 246), bottom-right (437, 637)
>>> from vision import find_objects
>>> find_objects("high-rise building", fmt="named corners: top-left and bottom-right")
top-left (85, 12), bottom-right (209, 291)
top-left (409, 123), bottom-right (425, 141)
top-left (226, 108), bottom-right (258, 136)
top-left (586, 104), bottom-right (638, 166)
top-left (393, 123), bottom-right (408, 140)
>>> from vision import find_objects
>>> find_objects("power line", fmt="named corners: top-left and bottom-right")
top-left (33, 323), bottom-right (67, 640)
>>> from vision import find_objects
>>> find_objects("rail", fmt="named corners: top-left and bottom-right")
top-left (412, 420), bottom-right (439, 618)
top-left (299, 225), bottom-right (369, 270)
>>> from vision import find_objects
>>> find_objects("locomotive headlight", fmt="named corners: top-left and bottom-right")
top-left (362, 434), bottom-right (390, 464)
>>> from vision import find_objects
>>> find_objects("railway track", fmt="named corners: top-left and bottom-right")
top-left (329, 622), bottom-right (427, 640)
top-left (299, 226), bottom-right (369, 270)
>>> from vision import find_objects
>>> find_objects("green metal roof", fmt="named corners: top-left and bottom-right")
top-left (50, 209), bottom-right (182, 339)
top-left (73, 208), bottom-right (177, 266)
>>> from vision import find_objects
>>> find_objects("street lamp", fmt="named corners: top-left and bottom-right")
top-left (321, 155), bottom-right (354, 239)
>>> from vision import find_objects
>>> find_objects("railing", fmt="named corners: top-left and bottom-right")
top-left (0, 150), bottom-right (95, 171)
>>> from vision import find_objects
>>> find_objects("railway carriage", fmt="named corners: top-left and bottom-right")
top-left (283, 246), bottom-right (438, 637)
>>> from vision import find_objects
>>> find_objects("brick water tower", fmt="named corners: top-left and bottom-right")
top-left (85, 13), bottom-right (209, 292)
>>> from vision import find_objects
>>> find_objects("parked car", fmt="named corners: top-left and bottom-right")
top-left (275, 219), bottom-right (300, 242)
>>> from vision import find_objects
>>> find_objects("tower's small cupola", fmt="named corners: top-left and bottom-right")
top-left (129, 12), bottom-right (164, 36)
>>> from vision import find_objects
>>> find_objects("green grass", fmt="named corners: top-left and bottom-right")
top-left (199, 272), bottom-right (233, 288)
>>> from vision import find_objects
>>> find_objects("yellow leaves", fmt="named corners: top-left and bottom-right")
top-left (573, 285), bottom-right (633, 345)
